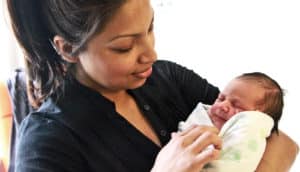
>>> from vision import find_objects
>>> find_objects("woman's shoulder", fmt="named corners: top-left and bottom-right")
top-left (152, 60), bottom-right (193, 80)
top-left (16, 109), bottom-right (86, 171)
top-left (17, 97), bottom-right (74, 139)
top-left (17, 107), bottom-right (82, 156)
top-left (153, 60), bottom-right (184, 71)
top-left (18, 109), bottom-right (66, 139)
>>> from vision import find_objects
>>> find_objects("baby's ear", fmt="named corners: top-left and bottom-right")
top-left (52, 35), bottom-right (79, 63)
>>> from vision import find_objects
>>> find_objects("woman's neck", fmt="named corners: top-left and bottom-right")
top-left (101, 90), bottom-right (129, 105)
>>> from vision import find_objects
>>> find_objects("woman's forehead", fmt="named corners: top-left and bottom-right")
top-left (99, 0), bottom-right (153, 39)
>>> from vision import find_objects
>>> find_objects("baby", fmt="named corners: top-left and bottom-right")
top-left (179, 72), bottom-right (284, 172)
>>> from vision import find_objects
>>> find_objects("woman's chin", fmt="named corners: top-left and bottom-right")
top-left (129, 78), bottom-right (147, 89)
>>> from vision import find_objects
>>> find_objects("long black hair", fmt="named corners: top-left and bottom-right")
top-left (6, 0), bottom-right (125, 107)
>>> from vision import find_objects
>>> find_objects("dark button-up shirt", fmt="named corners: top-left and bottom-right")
top-left (16, 60), bottom-right (219, 172)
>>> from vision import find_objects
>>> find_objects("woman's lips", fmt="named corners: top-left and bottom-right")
top-left (133, 67), bottom-right (152, 79)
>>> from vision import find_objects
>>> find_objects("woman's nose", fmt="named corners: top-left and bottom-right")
top-left (138, 36), bottom-right (157, 64)
top-left (139, 50), bottom-right (157, 64)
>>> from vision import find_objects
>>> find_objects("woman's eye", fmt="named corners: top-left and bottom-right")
top-left (148, 23), bottom-right (154, 33)
top-left (112, 47), bottom-right (132, 53)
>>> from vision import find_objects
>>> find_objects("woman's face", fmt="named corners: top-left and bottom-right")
top-left (75, 0), bottom-right (157, 94)
top-left (209, 79), bottom-right (265, 129)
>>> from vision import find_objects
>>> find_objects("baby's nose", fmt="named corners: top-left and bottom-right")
top-left (220, 102), bottom-right (230, 112)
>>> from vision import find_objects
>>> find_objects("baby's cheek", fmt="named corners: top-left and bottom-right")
top-left (233, 108), bottom-right (243, 115)
top-left (227, 108), bottom-right (240, 119)
top-left (209, 105), bottom-right (218, 114)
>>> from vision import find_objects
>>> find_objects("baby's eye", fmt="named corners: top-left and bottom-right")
top-left (217, 95), bottom-right (225, 101)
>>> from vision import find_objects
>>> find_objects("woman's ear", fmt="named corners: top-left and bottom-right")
top-left (53, 35), bottom-right (79, 63)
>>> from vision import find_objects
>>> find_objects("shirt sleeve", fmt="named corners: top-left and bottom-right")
top-left (15, 114), bottom-right (85, 172)
top-left (155, 60), bottom-right (219, 108)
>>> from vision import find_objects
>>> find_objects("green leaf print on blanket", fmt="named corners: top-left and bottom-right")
top-left (248, 139), bottom-right (258, 152)
top-left (221, 139), bottom-right (258, 162)
top-left (220, 147), bottom-right (241, 161)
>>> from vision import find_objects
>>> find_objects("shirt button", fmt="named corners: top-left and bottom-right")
top-left (160, 130), bottom-right (167, 137)
top-left (143, 104), bottom-right (151, 111)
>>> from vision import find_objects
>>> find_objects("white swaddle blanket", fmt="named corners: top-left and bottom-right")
top-left (178, 103), bottom-right (274, 172)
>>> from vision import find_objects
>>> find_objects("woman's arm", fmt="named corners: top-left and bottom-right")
top-left (256, 131), bottom-right (299, 172)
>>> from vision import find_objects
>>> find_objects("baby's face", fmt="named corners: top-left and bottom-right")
top-left (209, 78), bottom-right (265, 129)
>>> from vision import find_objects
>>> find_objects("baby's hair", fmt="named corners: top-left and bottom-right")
top-left (236, 72), bottom-right (284, 134)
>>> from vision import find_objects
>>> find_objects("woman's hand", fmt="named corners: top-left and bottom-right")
top-left (151, 125), bottom-right (222, 172)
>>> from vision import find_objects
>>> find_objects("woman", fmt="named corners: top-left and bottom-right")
top-left (6, 0), bottom-right (297, 171)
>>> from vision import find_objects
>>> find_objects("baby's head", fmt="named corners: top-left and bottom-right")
top-left (209, 72), bottom-right (284, 133)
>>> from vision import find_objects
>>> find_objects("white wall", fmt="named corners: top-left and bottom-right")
top-left (1, 0), bottom-right (299, 170)
top-left (153, 0), bottom-right (299, 171)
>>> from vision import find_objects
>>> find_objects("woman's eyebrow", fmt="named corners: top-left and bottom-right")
top-left (109, 33), bottom-right (139, 42)
top-left (109, 16), bottom-right (154, 42)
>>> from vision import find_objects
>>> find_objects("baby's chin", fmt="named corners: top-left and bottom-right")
top-left (209, 109), bottom-right (227, 130)
top-left (210, 115), bottom-right (225, 130)
top-left (213, 121), bottom-right (223, 130)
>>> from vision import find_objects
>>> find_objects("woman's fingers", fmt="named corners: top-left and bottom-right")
top-left (190, 129), bottom-right (222, 153)
top-left (152, 125), bottom-right (222, 172)
top-left (177, 124), bottom-right (198, 136)
top-left (195, 147), bottom-right (220, 168)
top-left (180, 125), bottom-right (220, 147)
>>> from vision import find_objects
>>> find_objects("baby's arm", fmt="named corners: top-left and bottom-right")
top-left (204, 111), bottom-right (274, 172)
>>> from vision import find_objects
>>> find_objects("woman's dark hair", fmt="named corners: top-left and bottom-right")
top-left (6, 0), bottom-right (125, 107)
top-left (237, 72), bottom-right (284, 134)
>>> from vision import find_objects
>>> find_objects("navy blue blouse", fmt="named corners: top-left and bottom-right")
top-left (15, 60), bottom-right (219, 172)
